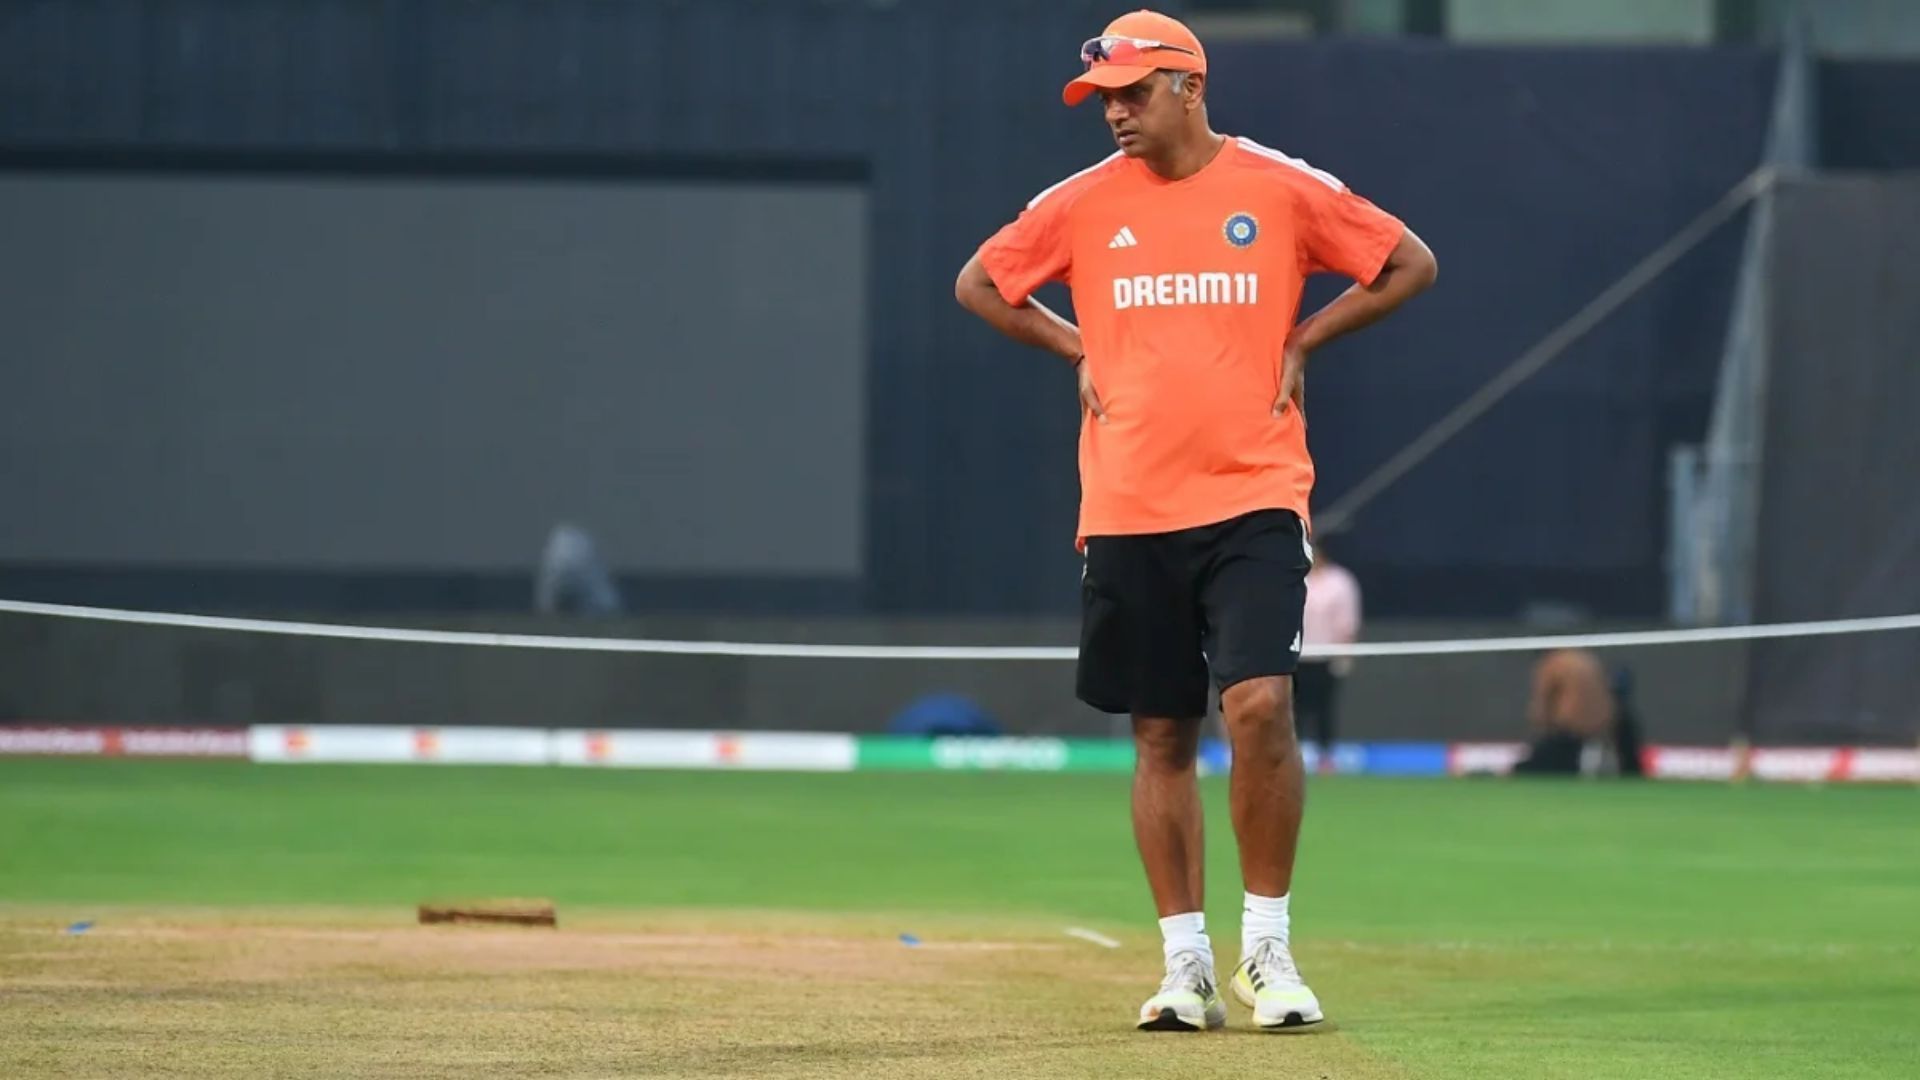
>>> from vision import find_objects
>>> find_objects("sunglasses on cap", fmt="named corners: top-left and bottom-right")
top-left (1079, 35), bottom-right (1200, 68)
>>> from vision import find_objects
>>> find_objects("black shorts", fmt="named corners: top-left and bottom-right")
top-left (1077, 509), bottom-right (1313, 718)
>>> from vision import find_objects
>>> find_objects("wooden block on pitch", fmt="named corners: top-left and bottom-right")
top-left (417, 898), bottom-right (557, 928)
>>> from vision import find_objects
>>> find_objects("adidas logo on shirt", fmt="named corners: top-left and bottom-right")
top-left (1108, 226), bottom-right (1139, 249)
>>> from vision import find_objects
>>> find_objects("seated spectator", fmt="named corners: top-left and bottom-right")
top-left (1513, 648), bottom-right (1644, 777)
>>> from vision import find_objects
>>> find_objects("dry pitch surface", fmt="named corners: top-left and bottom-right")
top-left (2, 908), bottom-right (1409, 1079)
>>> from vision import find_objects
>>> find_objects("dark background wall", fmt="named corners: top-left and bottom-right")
top-left (2, 1), bottom-right (1915, 621)
top-left (0, 169), bottom-right (867, 577)
top-left (1819, 60), bottom-right (1920, 169)
top-left (1745, 177), bottom-right (1920, 745)
top-left (1201, 39), bottom-right (1772, 617)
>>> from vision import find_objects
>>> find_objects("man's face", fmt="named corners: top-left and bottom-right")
top-left (1100, 72), bottom-right (1187, 158)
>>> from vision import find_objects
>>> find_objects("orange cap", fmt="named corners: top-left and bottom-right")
top-left (1062, 10), bottom-right (1207, 107)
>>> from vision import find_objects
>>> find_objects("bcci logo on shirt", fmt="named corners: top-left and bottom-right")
top-left (1223, 212), bottom-right (1259, 248)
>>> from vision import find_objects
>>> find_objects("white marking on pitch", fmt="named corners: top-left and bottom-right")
top-left (1065, 926), bottom-right (1122, 949)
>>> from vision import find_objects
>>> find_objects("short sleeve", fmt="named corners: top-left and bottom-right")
top-left (1295, 179), bottom-right (1404, 285)
top-left (976, 193), bottom-right (1073, 306)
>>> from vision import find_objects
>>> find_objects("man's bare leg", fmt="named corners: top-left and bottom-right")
top-left (1220, 677), bottom-right (1304, 897)
top-left (1131, 715), bottom-right (1206, 915)
top-left (1219, 674), bottom-right (1323, 1028)
top-left (1131, 714), bottom-right (1225, 1031)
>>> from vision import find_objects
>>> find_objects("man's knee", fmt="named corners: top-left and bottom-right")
top-left (1221, 677), bottom-right (1296, 741)
top-left (1133, 717), bottom-right (1199, 773)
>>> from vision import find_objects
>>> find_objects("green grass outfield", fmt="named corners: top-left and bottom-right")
top-left (3, 760), bottom-right (1917, 1078)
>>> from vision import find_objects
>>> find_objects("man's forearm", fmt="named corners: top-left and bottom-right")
top-left (987, 295), bottom-right (1083, 363)
top-left (1292, 228), bottom-right (1437, 353)
top-left (956, 256), bottom-right (1083, 363)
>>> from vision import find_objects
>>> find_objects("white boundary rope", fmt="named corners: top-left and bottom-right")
top-left (2, 598), bottom-right (1915, 660)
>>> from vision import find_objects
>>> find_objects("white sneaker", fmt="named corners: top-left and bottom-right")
top-left (1137, 950), bottom-right (1227, 1031)
top-left (1231, 937), bottom-right (1324, 1030)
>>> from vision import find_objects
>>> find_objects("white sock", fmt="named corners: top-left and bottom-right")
top-left (1158, 912), bottom-right (1213, 970)
top-left (1242, 892), bottom-right (1291, 956)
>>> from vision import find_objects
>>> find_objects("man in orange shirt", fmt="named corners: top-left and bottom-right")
top-left (955, 10), bottom-right (1436, 1033)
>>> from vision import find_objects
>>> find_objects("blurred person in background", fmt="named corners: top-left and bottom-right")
top-left (1608, 666), bottom-right (1646, 778)
top-left (1514, 647), bottom-right (1644, 777)
top-left (533, 523), bottom-right (624, 617)
top-left (1297, 541), bottom-right (1361, 770)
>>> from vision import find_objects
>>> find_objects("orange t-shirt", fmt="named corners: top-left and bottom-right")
top-left (977, 136), bottom-right (1403, 540)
